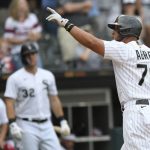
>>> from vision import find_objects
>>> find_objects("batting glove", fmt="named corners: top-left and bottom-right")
top-left (60, 120), bottom-right (70, 136)
top-left (46, 7), bottom-right (69, 27)
top-left (9, 122), bottom-right (23, 140)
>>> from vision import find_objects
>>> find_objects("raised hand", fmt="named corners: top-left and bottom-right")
top-left (46, 7), bottom-right (68, 27)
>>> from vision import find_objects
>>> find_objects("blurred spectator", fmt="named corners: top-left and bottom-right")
top-left (88, 0), bottom-right (102, 38)
top-left (41, 0), bottom-right (61, 36)
top-left (74, 25), bottom-right (102, 71)
top-left (41, 0), bottom-right (67, 71)
top-left (3, 140), bottom-right (15, 150)
top-left (122, 0), bottom-right (137, 15)
top-left (61, 134), bottom-right (76, 150)
top-left (141, 0), bottom-right (150, 47)
top-left (57, 0), bottom-right (92, 67)
top-left (0, 98), bottom-right (8, 149)
top-left (27, 0), bottom-right (40, 14)
top-left (0, 38), bottom-right (14, 74)
top-left (3, 0), bottom-right (42, 71)
top-left (107, 0), bottom-right (121, 39)
top-left (96, 0), bottom-right (116, 39)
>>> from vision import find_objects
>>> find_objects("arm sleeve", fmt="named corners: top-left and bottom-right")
top-left (30, 14), bottom-right (42, 33)
top-left (4, 76), bottom-right (18, 100)
top-left (0, 100), bottom-right (8, 124)
top-left (3, 17), bottom-right (15, 39)
top-left (48, 73), bottom-right (58, 96)
top-left (104, 40), bottom-right (129, 62)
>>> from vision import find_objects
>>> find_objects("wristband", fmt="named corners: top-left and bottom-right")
top-left (64, 22), bottom-right (75, 32)
top-left (9, 118), bottom-right (16, 125)
top-left (58, 116), bottom-right (65, 123)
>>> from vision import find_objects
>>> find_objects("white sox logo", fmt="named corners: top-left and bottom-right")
top-left (42, 80), bottom-right (49, 91)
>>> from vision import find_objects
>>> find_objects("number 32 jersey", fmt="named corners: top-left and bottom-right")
top-left (104, 40), bottom-right (150, 104)
top-left (4, 68), bottom-right (58, 119)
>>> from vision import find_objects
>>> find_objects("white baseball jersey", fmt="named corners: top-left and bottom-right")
top-left (104, 40), bottom-right (150, 104)
top-left (4, 13), bottom-right (42, 54)
top-left (4, 68), bottom-right (58, 119)
top-left (0, 98), bottom-right (8, 124)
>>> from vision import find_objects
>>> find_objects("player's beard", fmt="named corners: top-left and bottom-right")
top-left (116, 34), bottom-right (125, 42)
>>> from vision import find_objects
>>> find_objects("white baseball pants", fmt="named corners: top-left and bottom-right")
top-left (15, 119), bottom-right (62, 150)
top-left (121, 100), bottom-right (150, 150)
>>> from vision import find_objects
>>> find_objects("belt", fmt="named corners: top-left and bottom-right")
top-left (121, 99), bottom-right (149, 111)
top-left (136, 99), bottom-right (149, 105)
top-left (21, 118), bottom-right (48, 123)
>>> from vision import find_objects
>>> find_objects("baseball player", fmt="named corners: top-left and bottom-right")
top-left (46, 8), bottom-right (150, 149)
top-left (0, 99), bottom-right (8, 149)
top-left (4, 43), bottom-right (70, 150)
top-left (0, 62), bottom-right (8, 149)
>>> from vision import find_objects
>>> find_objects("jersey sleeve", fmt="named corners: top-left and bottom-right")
top-left (48, 73), bottom-right (58, 96)
top-left (0, 99), bottom-right (8, 124)
top-left (104, 40), bottom-right (129, 62)
top-left (3, 17), bottom-right (15, 39)
top-left (30, 13), bottom-right (42, 33)
top-left (4, 75), bottom-right (18, 100)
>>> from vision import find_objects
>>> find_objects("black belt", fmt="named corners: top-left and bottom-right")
top-left (136, 99), bottom-right (149, 105)
top-left (122, 99), bottom-right (149, 111)
top-left (21, 118), bottom-right (48, 123)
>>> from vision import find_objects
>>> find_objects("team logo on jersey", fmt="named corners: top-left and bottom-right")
top-left (42, 80), bottom-right (49, 91)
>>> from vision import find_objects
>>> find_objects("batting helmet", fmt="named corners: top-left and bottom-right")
top-left (108, 15), bottom-right (142, 39)
top-left (20, 43), bottom-right (38, 66)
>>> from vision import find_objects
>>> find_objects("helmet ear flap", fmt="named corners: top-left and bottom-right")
top-left (120, 28), bottom-right (131, 35)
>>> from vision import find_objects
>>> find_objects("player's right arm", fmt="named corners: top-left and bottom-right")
top-left (0, 100), bottom-right (8, 149)
top-left (46, 7), bottom-right (105, 56)
top-left (4, 75), bottom-right (17, 121)
top-left (4, 76), bottom-right (23, 140)
top-left (5, 98), bottom-right (16, 121)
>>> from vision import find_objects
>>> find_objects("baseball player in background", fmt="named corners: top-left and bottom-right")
top-left (4, 43), bottom-right (70, 150)
top-left (46, 8), bottom-right (150, 149)
top-left (0, 98), bottom-right (8, 149)
top-left (0, 62), bottom-right (8, 149)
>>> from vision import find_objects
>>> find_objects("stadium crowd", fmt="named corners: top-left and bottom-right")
top-left (0, 0), bottom-right (149, 74)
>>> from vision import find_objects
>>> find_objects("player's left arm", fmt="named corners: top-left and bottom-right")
top-left (46, 7), bottom-right (105, 56)
top-left (50, 95), bottom-right (64, 118)
top-left (50, 95), bottom-right (70, 136)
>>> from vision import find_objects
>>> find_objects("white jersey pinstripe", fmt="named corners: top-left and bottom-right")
top-left (104, 40), bottom-right (150, 104)
top-left (104, 40), bottom-right (150, 150)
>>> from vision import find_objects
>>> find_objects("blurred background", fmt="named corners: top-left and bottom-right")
top-left (0, 0), bottom-right (150, 150)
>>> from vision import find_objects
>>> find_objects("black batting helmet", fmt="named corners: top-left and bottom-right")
top-left (20, 43), bottom-right (38, 66)
top-left (108, 15), bottom-right (142, 39)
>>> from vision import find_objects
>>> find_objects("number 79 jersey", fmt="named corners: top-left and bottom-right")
top-left (104, 40), bottom-right (150, 104)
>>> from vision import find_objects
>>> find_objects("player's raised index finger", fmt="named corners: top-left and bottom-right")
top-left (46, 7), bottom-right (56, 14)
